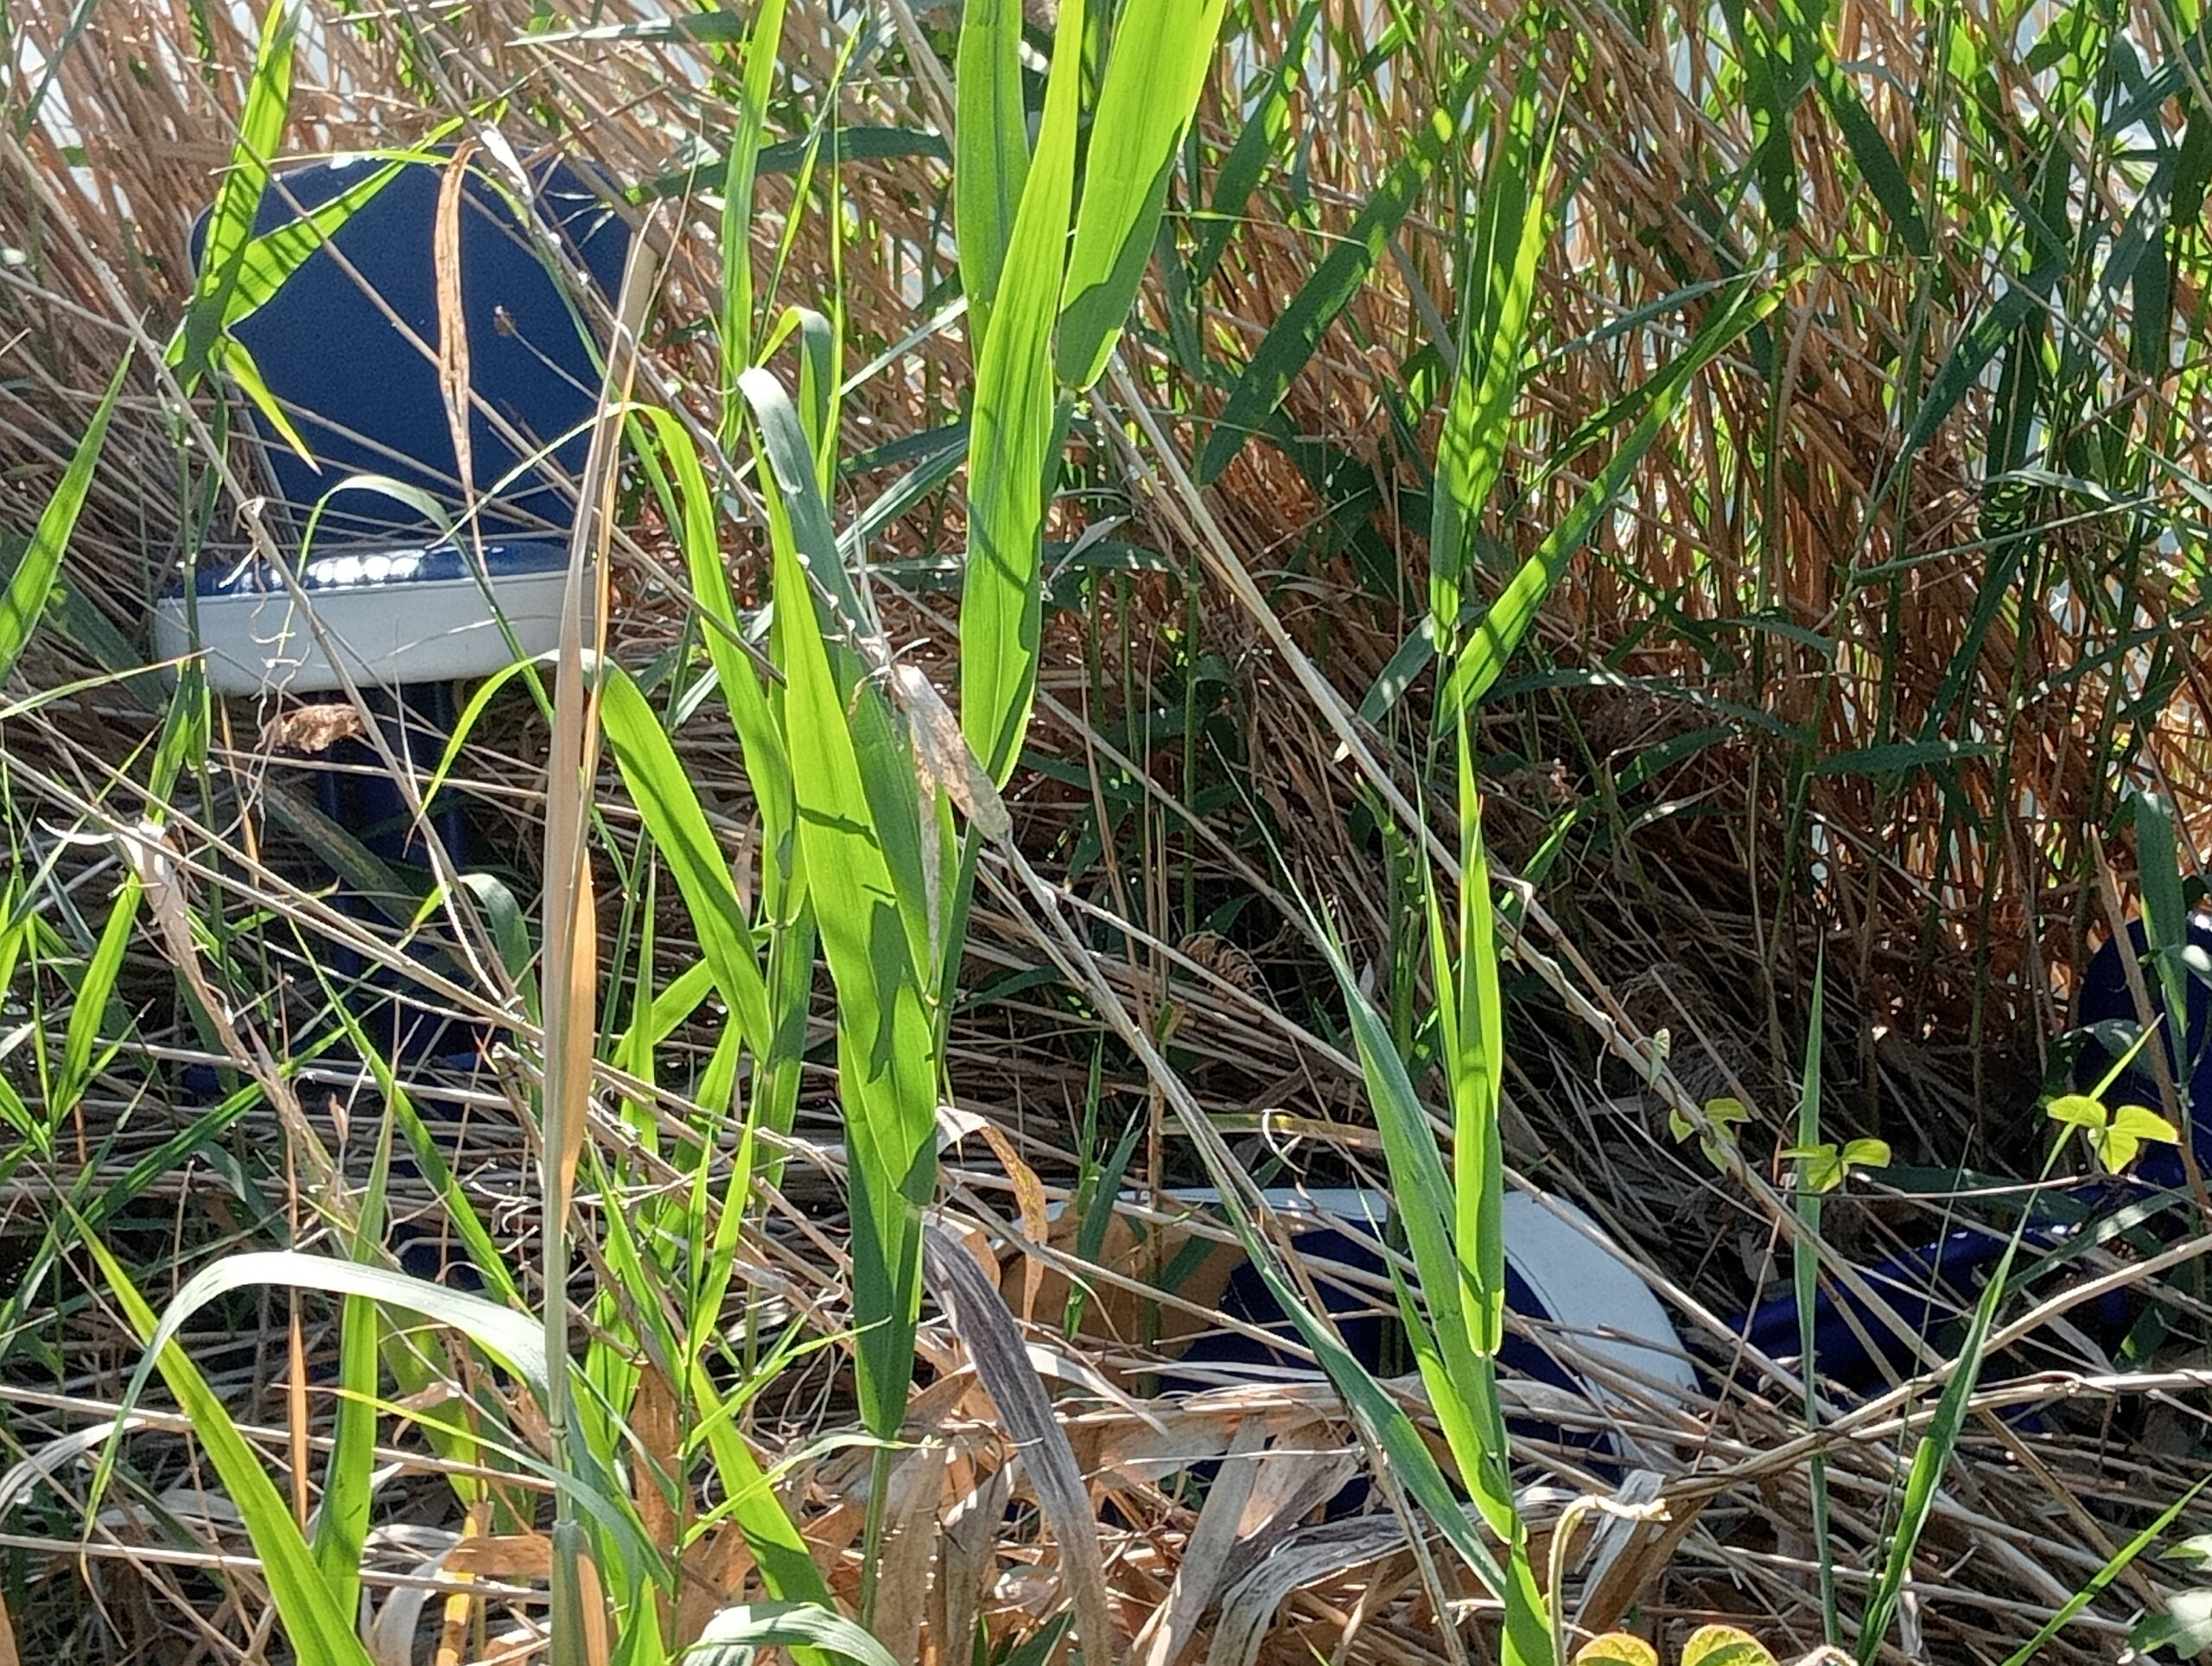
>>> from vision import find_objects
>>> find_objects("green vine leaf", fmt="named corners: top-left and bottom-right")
top-left (1679, 1625), bottom-right (1780, 1666)
top-left (2046, 1094), bottom-right (2178, 1174)
top-left (1669, 1095), bottom-right (1753, 1173)
top-left (1784, 1135), bottom-right (1891, 1193)
top-left (1573, 1635), bottom-right (1659, 1666)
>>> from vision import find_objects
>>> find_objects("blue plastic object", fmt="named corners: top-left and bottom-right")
top-left (1173, 1218), bottom-right (1617, 1413)
top-left (2075, 915), bottom-right (2212, 1190)
top-left (177, 540), bottom-right (572, 597)
top-left (1160, 1190), bottom-right (1696, 1505)
top-left (1732, 1206), bottom-right (2136, 1389)
top-left (162, 538), bottom-right (573, 695)
top-left (160, 153), bottom-right (629, 1066)
top-left (193, 153), bottom-right (629, 541)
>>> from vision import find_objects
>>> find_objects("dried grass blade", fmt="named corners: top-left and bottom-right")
top-left (869, 1442), bottom-right (947, 1665)
top-left (433, 143), bottom-right (478, 522)
top-left (921, 1221), bottom-right (1118, 1662)
top-left (1130, 1417), bottom-right (1265, 1666)
top-left (539, 212), bottom-right (661, 1666)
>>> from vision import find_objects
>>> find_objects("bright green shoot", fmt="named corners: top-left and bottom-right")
top-left (1303, 54), bottom-right (1564, 1666)
top-left (958, 0), bottom-right (1225, 784)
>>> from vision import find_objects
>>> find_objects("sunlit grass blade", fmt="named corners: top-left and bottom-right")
top-left (1149, 1152), bottom-right (1548, 1662)
top-left (741, 366), bottom-right (937, 1443)
top-left (683, 1363), bottom-right (838, 1608)
top-left (601, 664), bottom-right (775, 1054)
top-left (1053, 0), bottom-right (1227, 391)
top-left (2134, 788), bottom-right (2194, 1084)
top-left (1777, 0), bottom-right (1931, 258)
top-left (1314, 902), bottom-right (1550, 1666)
top-left (1999, 1480), bottom-right (2207, 1666)
top-left (1443, 276), bottom-right (1783, 716)
top-left (1715, 0), bottom-right (1807, 238)
top-left (213, 334), bottom-right (314, 462)
top-left (1430, 58), bottom-right (1555, 639)
top-left (632, 408), bottom-right (795, 893)
top-left (224, 146), bottom-right (436, 323)
top-left (719, 0), bottom-right (788, 440)
top-left (77, 1230), bottom-right (377, 1666)
top-left (1192, 0), bottom-right (1319, 283)
top-left (1855, 1168), bottom-right (2047, 1656)
top-left (959, 0), bottom-right (1085, 784)
top-left (0, 353), bottom-right (129, 688)
top-left (690, 1599), bottom-right (903, 1666)
top-left (172, 0), bottom-right (298, 387)
top-left (1195, 70), bottom-right (1481, 486)
top-left (953, 0), bottom-right (1030, 344)
top-left (313, 1116), bottom-right (391, 1622)
top-left (106, 1248), bottom-right (650, 1556)
top-left (54, 868), bottom-right (137, 1120)
top-left (1792, 953), bottom-right (1838, 1644)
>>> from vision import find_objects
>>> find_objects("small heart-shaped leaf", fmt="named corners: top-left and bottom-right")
top-left (1679, 1624), bottom-right (1780, 1666)
top-left (1842, 1136), bottom-right (1891, 1170)
top-left (2045, 1092), bottom-right (2109, 1131)
top-left (2097, 1103), bottom-right (2181, 1173)
top-left (1705, 1096), bottom-right (1752, 1129)
top-left (1573, 1634), bottom-right (1660, 1666)
top-left (1784, 1142), bottom-right (1844, 1194)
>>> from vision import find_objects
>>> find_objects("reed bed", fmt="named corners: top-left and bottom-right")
top-left (3, 0), bottom-right (2212, 1662)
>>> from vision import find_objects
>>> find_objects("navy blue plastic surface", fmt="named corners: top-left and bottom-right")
top-left (1732, 1208), bottom-right (2137, 1389)
top-left (2076, 915), bottom-right (2212, 1190)
top-left (1166, 1215), bottom-right (1620, 1509)
top-left (192, 154), bottom-right (629, 541)
top-left (166, 156), bottom-right (626, 1065)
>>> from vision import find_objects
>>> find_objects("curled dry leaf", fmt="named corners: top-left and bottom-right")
top-left (1132, 1417), bottom-right (1268, 1666)
top-left (628, 1364), bottom-right (681, 1567)
top-left (933, 1459), bottom-right (1013, 1665)
top-left (891, 662), bottom-right (1012, 841)
top-left (672, 1521), bottom-right (755, 1651)
top-left (257, 701), bottom-right (366, 754)
top-left (1205, 1513), bottom-right (1412, 1666)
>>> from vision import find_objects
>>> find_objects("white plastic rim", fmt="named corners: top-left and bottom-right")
top-left (1160, 1184), bottom-right (1696, 1400)
top-left (1498, 1192), bottom-right (1700, 1402)
top-left (153, 563), bottom-right (570, 696)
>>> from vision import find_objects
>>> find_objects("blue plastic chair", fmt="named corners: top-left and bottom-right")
top-left (156, 152), bottom-right (630, 692)
top-left (154, 152), bottom-right (631, 1062)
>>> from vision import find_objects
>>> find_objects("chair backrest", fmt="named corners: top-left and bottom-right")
top-left (196, 154), bottom-right (631, 544)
